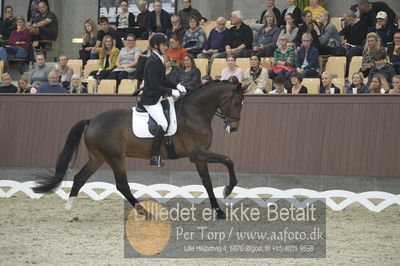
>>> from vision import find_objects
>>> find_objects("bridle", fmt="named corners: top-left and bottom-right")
top-left (215, 89), bottom-right (243, 123)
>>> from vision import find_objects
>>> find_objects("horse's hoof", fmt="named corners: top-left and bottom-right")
top-left (216, 210), bottom-right (226, 220)
top-left (68, 216), bottom-right (79, 222)
top-left (135, 204), bottom-right (153, 220)
top-left (223, 186), bottom-right (230, 198)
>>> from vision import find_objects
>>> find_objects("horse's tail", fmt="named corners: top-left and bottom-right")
top-left (33, 119), bottom-right (91, 193)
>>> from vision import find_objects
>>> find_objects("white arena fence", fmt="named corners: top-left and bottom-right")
top-left (1, 180), bottom-right (399, 212)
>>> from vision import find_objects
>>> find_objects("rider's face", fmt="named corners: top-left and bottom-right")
top-left (159, 43), bottom-right (168, 54)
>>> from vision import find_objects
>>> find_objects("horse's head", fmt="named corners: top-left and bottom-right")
top-left (216, 82), bottom-right (247, 133)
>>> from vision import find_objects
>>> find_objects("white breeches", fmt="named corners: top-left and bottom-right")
top-left (143, 97), bottom-right (168, 131)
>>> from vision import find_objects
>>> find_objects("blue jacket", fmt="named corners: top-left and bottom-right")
top-left (204, 28), bottom-right (230, 52)
top-left (296, 45), bottom-right (319, 71)
top-left (38, 84), bottom-right (67, 93)
top-left (368, 23), bottom-right (397, 47)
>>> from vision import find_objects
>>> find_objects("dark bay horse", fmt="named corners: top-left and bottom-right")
top-left (33, 81), bottom-right (247, 219)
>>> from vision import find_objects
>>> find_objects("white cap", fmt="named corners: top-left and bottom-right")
top-left (376, 11), bottom-right (388, 19)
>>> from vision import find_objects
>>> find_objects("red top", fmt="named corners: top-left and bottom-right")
top-left (8, 28), bottom-right (31, 50)
top-left (166, 48), bottom-right (187, 66)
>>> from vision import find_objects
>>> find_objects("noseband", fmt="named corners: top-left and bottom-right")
top-left (215, 89), bottom-right (242, 123)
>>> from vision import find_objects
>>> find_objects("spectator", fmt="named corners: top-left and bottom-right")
top-left (304, 0), bottom-right (325, 22)
top-left (69, 74), bottom-right (88, 93)
top-left (79, 19), bottom-right (98, 65)
top-left (30, 53), bottom-right (51, 86)
top-left (257, 0), bottom-right (283, 27)
top-left (268, 33), bottom-right (295, 79)
top-left (166, 34), bottom-right (187, 66)
top-left (368, 11), bottom-right (397, 47)
top-left (28, 1), bottom-right (58, 41)
top-left (182, 16), bottom-right (206, 58)
top-left (216, 10), bottom-right (253, 58)
top-left (279, 13), bottom-right (299, 48)
top-left (164, 55), bottom-right (180, 84)
top-left (346, 72), bottom-right (369, 93)
top-left (287, 71), bottom-right (308, 94)
top-left (30, 82), bottom-right (41, 93)
top-left (368, 73), bottom-right (389, 93)
top-left (252, 10), bottom-right (280, 57)
top-left (176, 54), bottom-right (201, 92)
top-left (89, 35), bottom-right (120, 81)
top-left (282, 0), bottom-right (302, 26)
top-left (166, 15), bottom-right (186, 40)
top-left (320, 71), bottom-right (340, 94)
top-left (37, 71), bottom-right (67, 93)
top-left (367, 51), bottom-right (396, 87)
top-left (221, 54), bottom-right (244, 82)
top-left (132, 0), bottom-right (150, 40)
top-left (198, 16), bottom-right (229, 60)
top-left (0, 16), bottom-right (30, 73)
top-left (93, 17), bottom-right (123, 54)
top-left (295, 10), bottom-right (319, 48)
top-left (387, 31), bottom-right (400, 74)
top-left (244, 53), bottom-right (269, 94)
top-left (177, 0), bottom-right (203, 28)
top-left (147, 0), bottom-right (172, 35)
top-left (314, 10), bottom-right (341, 55)
top-left (115, 0), bottom-right (135, 40)
top-left (2, 5), bottom-right (17, 40)
top-left (389, 75), bottom-right (400, 94)
top-left (360, 32), bottom-right (385, 77)
top-left (18, 75), bottom-right (32, 93)
top-left (357, 0), bottom-right (396, 28)
top-left (109, 33), bottom-right (141, 87)
top-left (287, 33), bottom-right (320, 78)
top-left (27, 0), bottom-right (49, 23)
top-left (0, 73), bottom-right (17, 93)
top-left (269, 76), bottom-right (288, 94)
top-left (55, 55), bottom-right (74, 89)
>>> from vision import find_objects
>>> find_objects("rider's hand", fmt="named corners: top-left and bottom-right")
top-left (176, 83), bottom-right (186, 94)
top-left (172, 89), bottom-right (180, 98)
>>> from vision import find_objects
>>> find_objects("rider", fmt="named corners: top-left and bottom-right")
top-left (139, 33), bottom-right (186, 167)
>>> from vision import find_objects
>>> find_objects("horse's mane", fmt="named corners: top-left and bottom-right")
top-left (183, 80), bottom-right (234, 100)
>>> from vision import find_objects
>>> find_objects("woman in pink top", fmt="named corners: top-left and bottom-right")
top-left (0, 16), bottom-right (30, 72)
top-left (221, 54), bottom-right (244, 82)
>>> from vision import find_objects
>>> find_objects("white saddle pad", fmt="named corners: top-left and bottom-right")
top-left (132, 97), bottom-right (177, 138)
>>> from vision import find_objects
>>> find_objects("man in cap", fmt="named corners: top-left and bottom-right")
top-left (368, 11), bottom-right (396, 47)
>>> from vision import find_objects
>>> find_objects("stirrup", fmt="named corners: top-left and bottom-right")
top-left (150, 155), bottom-right (165, 167)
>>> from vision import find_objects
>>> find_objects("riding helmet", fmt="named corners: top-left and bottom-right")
top-left (149, 33), bottom-right (169, 48)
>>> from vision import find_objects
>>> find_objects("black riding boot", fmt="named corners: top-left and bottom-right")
top-left (150, 125), bottom-right (165, 167)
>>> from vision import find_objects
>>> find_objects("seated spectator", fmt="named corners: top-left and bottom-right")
top-left (244, 53), bottom-right (269, 94)
top-left (221, 54), bottom-right (244, 82)
top-left (2, 5), bottom-right (17, 40)
top-left (176, 54), bottom-right (201, 92)
top-left (93, 17), bottom-right (124, 54)
top-left (30, 53), bottom-right (51, 86)
top-left (37, 71), bottom-right (67, 93)
top-left (18, 75), bottom-right (32, 93)
top-left (368, 73), bottom-right (389, 93)
top-left (28, 1), bottom-right (58, 41)
top-left (295, 10), bottom-right (319, 47)
top-left (269, 76), bottom-right (287, 94)
top-left (115, 0), bottom-right (135, 39)
top-left (89, 35), bottom-right (120, 81)
top-left (79, 19), bottom-right (98, 65)
top-left (304, 0), bottom-right (325, 22)
top-left (320, 71), bottom-right (340, 94)
top-left (69, 74), bottom-right (88, 93)
top-left (0, 16), bottom-right (30, 73)
top-left (268, 34), bottom-right (295, 79)
top-left (147, 0), bottom-right (172, 35)
top-left (55, 55), bottom-right (74, 89)
top-left (252, 10), bottom-right (280, 57)
top-left (368, 11), bottom-right (396, 47)
top-left (28, 0), bottom-right (49, 24)
top-left (177, 0), bottom-right (203, 28)
top-left (257, 0), bottom-right (283, 27)
top-left (367, 51), bottom-right (396, 87)
top-left (198, 16), bottom-right (229, 60)
top-left (0, 73), bottom-right (17, 93)
top-left (279, 13), bottom-right (299, 48)
top-left (166, 15), bottom-right (186, 40)
top-left (287, 71), bottom-right (308, 94)
top-left (215, 10), bottom-right (253, 58)
top-left (314, 10), bottom-right (341, 55)
top-left (357, 0), bottom-right (396, 28)
top-left (166, 34), bottom-right (187, 66)
top-left (164, 55), bottom-right (180, 85)
top-left (109, 33), bottom-right (141, 87)
top-left (360, 32), bottom-right (386, 77)
top-left (389, 75), bottom-right (400, 94)
top-left (182, 16), bottom-right (206, 58)
top-left (387, 31), bottom-right (400, 74)
top-left (281, 0), bottom-right (302, 26)
top-left (131, 0), bottom-right (150, 40)
top-left (346, 72), bottom-right (369, 94)
top-left (287, 33), bottom-right (320, 78)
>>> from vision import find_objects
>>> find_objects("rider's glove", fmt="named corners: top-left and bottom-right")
top-left (176, 83), bottom-right (187, 94)
top-left (172, 89), bottom-right (180, 98)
